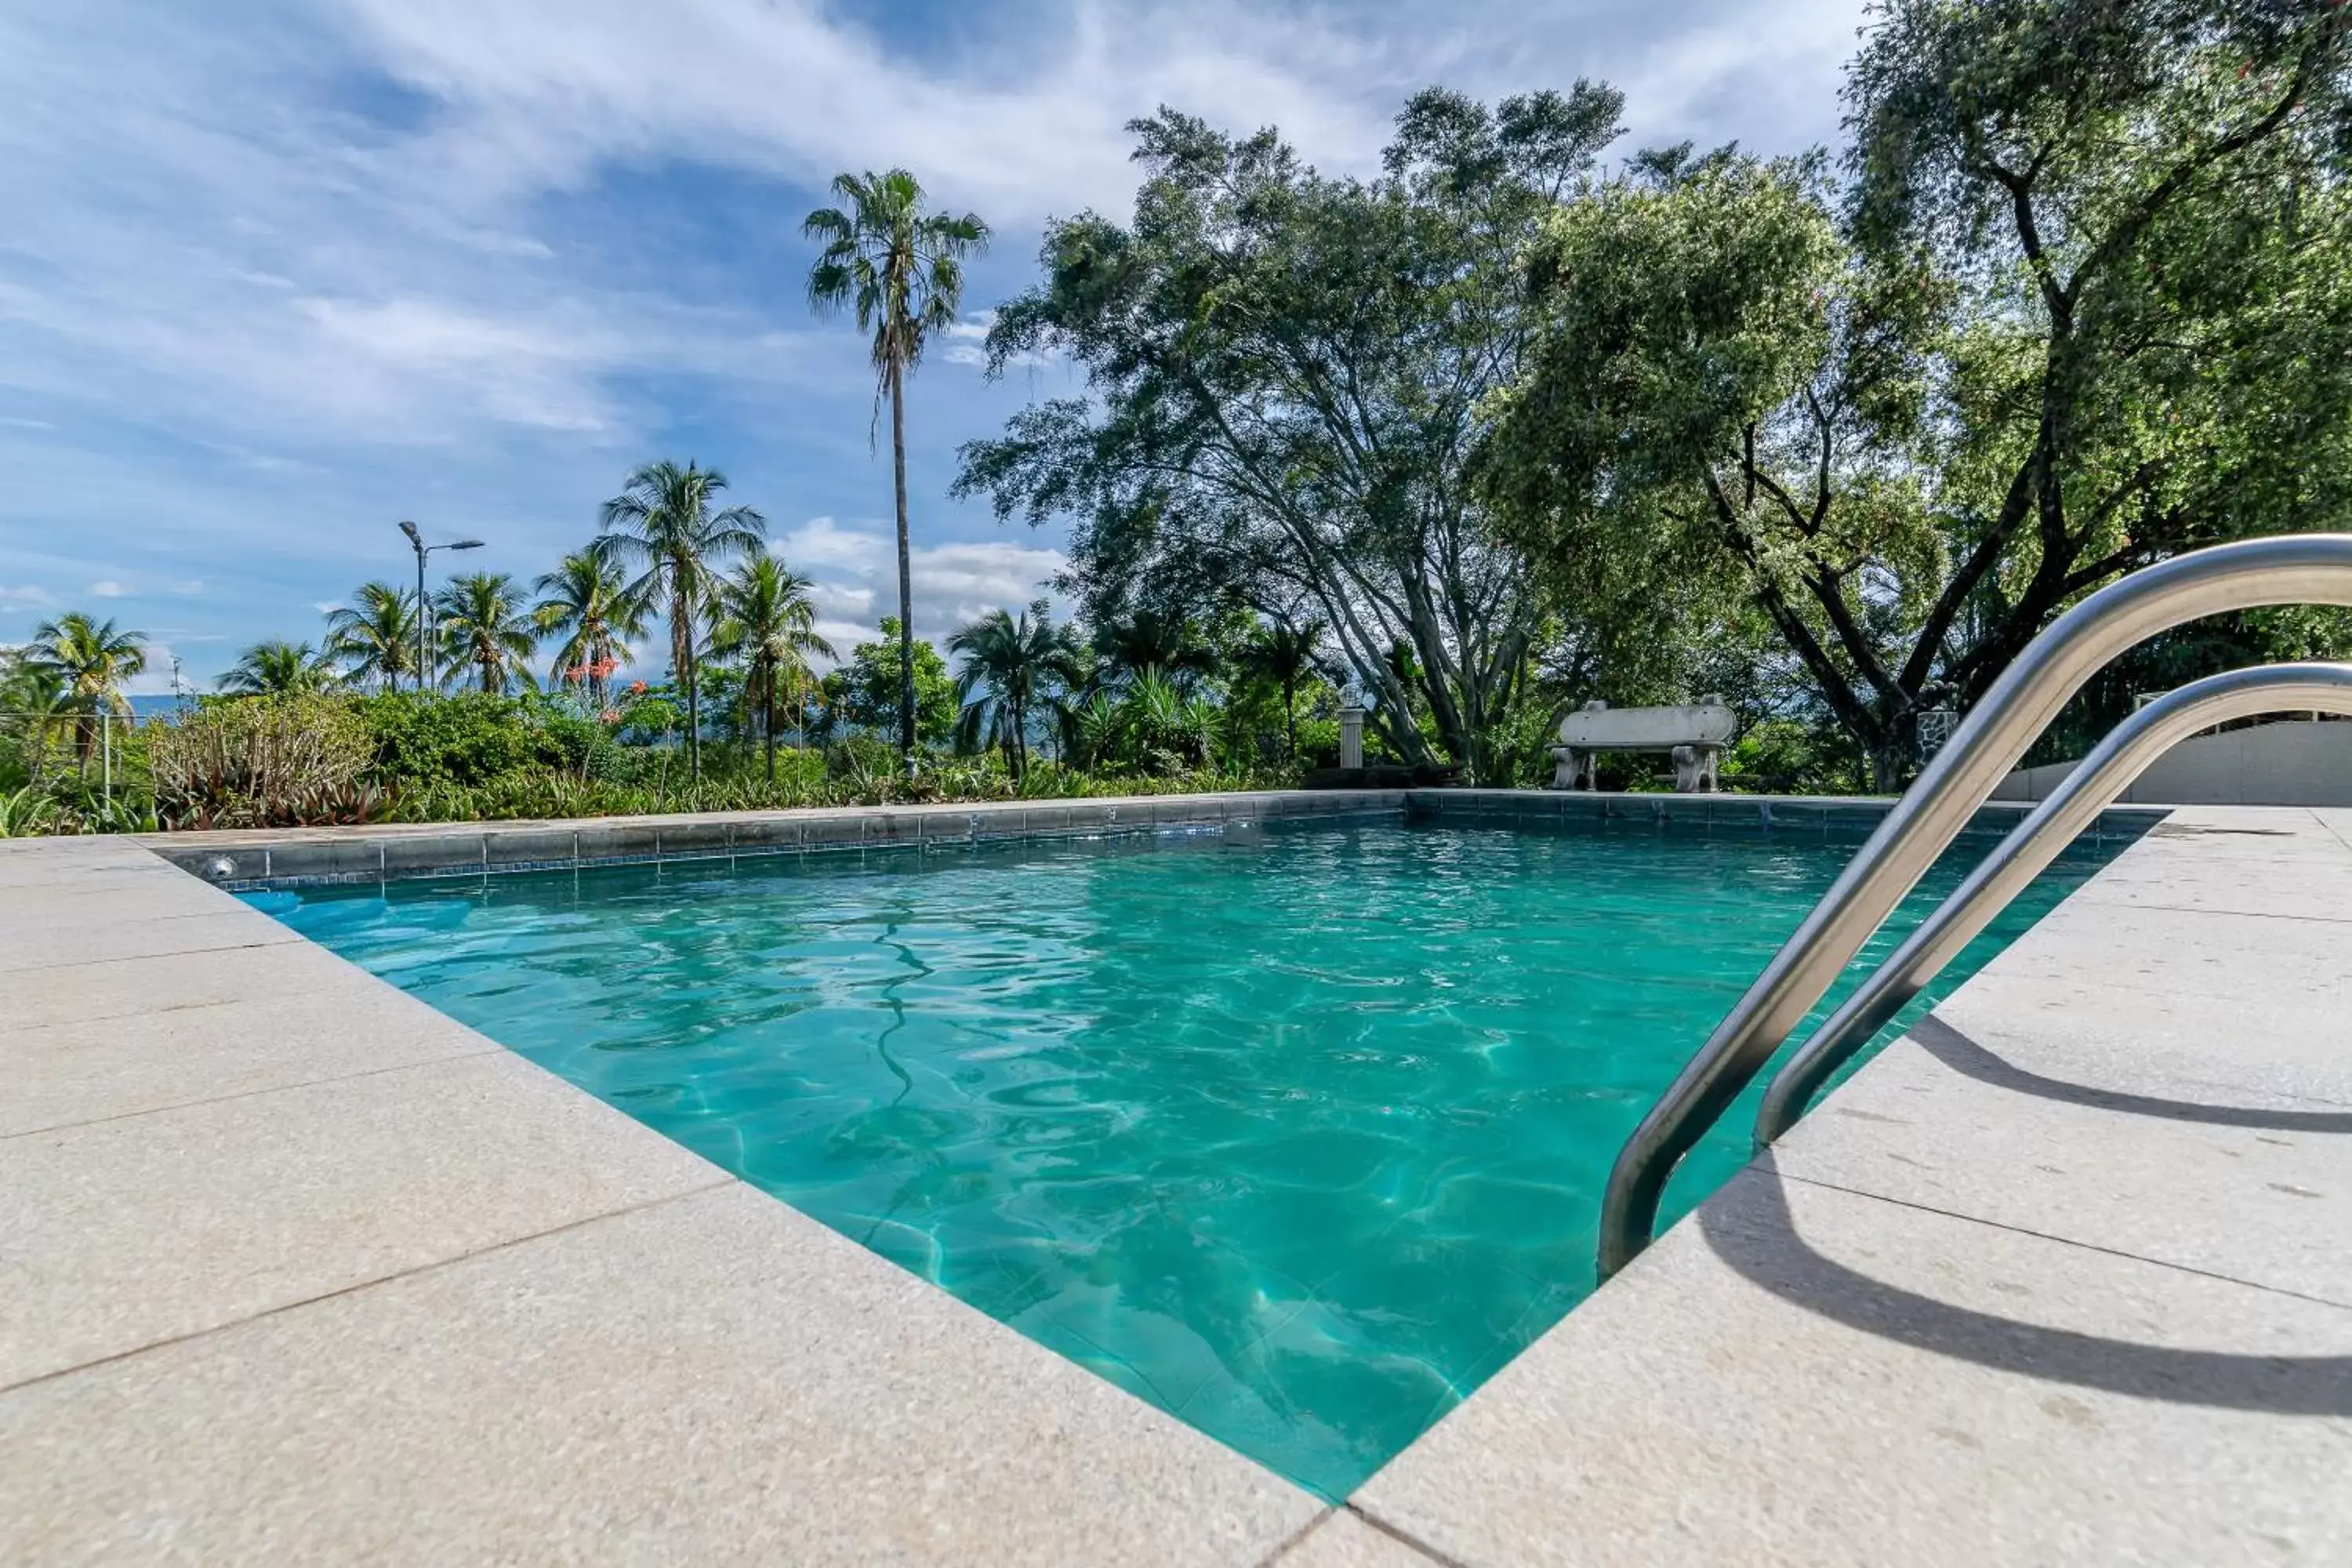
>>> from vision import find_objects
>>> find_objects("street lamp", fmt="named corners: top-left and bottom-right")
top-left (398, 521), bottom-right (485, 691)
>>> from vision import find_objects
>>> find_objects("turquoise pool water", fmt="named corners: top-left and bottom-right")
top-left (250, 815), bottom-right (2123, 1498)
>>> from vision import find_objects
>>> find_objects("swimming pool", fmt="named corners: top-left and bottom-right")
top-left (249, 811), bottom-right (2125, 1498)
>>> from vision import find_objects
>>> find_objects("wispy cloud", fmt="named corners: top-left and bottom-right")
top-left (0, 0), bottom-right (1864, 681)
top-left (89, 580), bottom-right (127, 597)
top-left (775, 514), bottom-right (1064, 662)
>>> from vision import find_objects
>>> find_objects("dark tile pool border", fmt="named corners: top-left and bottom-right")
top-left (1405, 788), bottom-right (2168, 849)
top-left (136, 790), bottom-right (1412, 891)
top-left (134, 788), bottom-right (2169, 891)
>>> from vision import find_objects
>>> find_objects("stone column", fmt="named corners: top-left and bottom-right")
top-left (1338, 706), bottom-right (1365, 770)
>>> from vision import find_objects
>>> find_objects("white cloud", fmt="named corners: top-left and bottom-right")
top-left (313, 599), bottom-right (344, 614)
top-left (89, 580), bottom-right (127, 597)
top-left (779, 515), bottom-right (886, 573)
top-left (0, 583), bottom-right (55, 607)
top-left (771, 516), bottom-right (1064, 663)
top-left (124, 640), bottom-right (180, 695)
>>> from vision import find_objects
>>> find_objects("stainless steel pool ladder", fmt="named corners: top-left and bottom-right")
top-left (1596, 533), bottom-right (2352, 1282)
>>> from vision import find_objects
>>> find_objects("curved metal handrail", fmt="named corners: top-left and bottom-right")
top-left (1753, 662), bottom-right (2352, 1147)
top-left (1595, 532), bottom-right (2352, 1281)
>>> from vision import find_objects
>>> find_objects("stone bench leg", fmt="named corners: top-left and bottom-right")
top-left (1671, 745), bottom-right (1720, 793)
top-left (1550, 746), bottom-right (1593, 790)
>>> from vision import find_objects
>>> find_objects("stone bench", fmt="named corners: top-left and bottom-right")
top-left (1551, 696), bottom-right (1737, 793)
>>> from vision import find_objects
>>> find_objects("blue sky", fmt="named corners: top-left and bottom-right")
top-left (0, 0), bottom-right (1865, 691)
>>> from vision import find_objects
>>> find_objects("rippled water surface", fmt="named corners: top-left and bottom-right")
top-left (253, 817), bottom-right (2122, 1497)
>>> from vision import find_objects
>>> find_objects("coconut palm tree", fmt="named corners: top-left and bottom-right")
top-left (221, 639), bottom-right (340, 697)
top-left (533, 551), bottom-right (648, 712)
top-left (1237, 618), bottom-right (1329, 761)
top-left (949, 601), bottom-right (1082, 782)
top-left (324, 582), bottom-right (418, 691)
top-left (593, 460), bottom-right (765, 779)
top-left (432, 572), bottom-right (538, 695)
top-left (804, 169), bottom-right (989, 778)
top-left (710, 556), bottom-right (834, 782)
top-left (27, 612), bottom-right (146, 765)
top-left (1, 647), bottom-right (70, 788)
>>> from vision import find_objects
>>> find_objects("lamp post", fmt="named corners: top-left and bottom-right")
top-left (397, 521), bottom-right (485, 691)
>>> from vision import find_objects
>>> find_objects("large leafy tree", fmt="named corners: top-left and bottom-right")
top-left (819, 618), bottom-right (957, 744)
top-left (593, 459), bottom-right (767, 778)
top-left (27, 612), bottom-right (146, 763)
top-left (222, 639), bottom-right (340, 697)
top-left (533, 550), bottom-right (648, 712)
top-left (710, 555), bottom-right (834, 782)
top-left (955, 85), bottom-right (1624, 782)
top-left (948, 601), bottom-right (1084, 780)
top-left (1484, 2), bottom-right (2352, 784)
top-left (324, 583), bottom-right (418, 692)
top-left (433, 572), bottom-right (539, 696)
top-left (804, 170), bottom-right (989, 778)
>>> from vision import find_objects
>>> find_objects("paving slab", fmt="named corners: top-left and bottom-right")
top-left (1, 932), bottom-right (392, 1031)
top-left (1353, 1170), bottom-right (2352, 1568)
top-left (0, 1181), bottom-right (1321, 1566)
top-left (1918, 961), bottom-right (2352, 1109)
top-left (0, 980), bottom-right (500, 1137)
top-left (1766, 1022), bottom-right (2352, 1308)
top-left (0, 904), bottom-right (302, 974)
top-left (1269, 1511), bottom-right (1443, 1567)
top-left (0, 1049), bottom-right (728, 1386)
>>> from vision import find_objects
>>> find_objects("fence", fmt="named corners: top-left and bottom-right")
top-left (1, 709), bottom-right (144, 811)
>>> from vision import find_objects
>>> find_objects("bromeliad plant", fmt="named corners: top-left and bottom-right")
top-left (147, 695), bottom-right (390, 830)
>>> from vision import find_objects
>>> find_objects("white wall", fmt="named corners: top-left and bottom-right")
top-left (1992, 717), bottom-right (2352, 806)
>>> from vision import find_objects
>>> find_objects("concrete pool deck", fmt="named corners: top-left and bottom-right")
top-left (3, 793), bottom-right (2348, 1563)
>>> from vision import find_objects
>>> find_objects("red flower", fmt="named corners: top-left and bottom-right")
top-left (629, 680), bottom-right (648, 695)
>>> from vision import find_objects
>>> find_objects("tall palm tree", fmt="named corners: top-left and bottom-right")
top-left (27, 612), bottom-right (146, 765)
top-left (433, 572), bottom-right (538, 695)
top-left (804, 169), bottom-right (989, 778)
top-left (594, 460), bottom-right (765, 779)
top-left (533, 550), bottom-right (648, 712)
top-left (324, 582), bottom-right (418, 692)
top-left (221, 639), bottom-right (340, 697)
top-left (949, 601), bottom-right (1083, 782)
top-left (1238, 618), bottom-right (1329, 760)
top-left (710, 555), bottom-right (834, 782)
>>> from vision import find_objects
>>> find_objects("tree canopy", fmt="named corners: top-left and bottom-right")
top-left (1479, 0), bottom-right (2352, 782)
top-left (956, 85), bottom-right (1626, 781)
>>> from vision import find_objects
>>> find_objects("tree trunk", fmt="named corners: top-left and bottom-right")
top-left (763, 665), bottom-right (777, 785)
top-left (1283, 671), bottom-right (1297, 761)
top-left (890, 357), bottom-right (916, 779)
top-left (674, 564), bottom-right (700, 783)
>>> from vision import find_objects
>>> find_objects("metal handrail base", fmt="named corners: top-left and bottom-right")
top-left (1753, 662), bottom-right (2352, 1148)
top-left (1595, 533), bottom-right (2352, 1282)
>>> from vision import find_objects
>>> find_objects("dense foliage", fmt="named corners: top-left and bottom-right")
top-left (955, 86), bottom-right (1624, 782)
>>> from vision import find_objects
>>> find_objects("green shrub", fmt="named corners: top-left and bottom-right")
top-left (148, 695), bottom-right (384, 829)
top-left (353, 692), bottom-right (561, 787)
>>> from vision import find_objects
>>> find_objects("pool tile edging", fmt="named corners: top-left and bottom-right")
top-left (132, 787), bottom-right (2169, 891)
top-left (132, 789), bottom-right (1411, 891)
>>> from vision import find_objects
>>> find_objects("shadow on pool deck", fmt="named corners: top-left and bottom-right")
top-left (1906, 1014), bottom-right (2352, 1134)
top-left (1699, 1167), bottom-right (2352, 1417)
